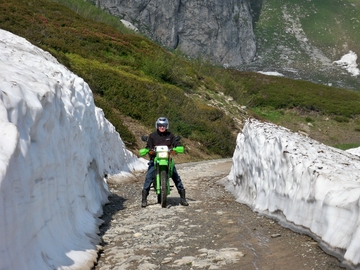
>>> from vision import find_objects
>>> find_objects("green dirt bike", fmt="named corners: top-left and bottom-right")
top-left (139, 135), bottom-right (184, 208)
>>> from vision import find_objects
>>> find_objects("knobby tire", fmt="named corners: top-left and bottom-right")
top-left (160, 170), bottom-right (168, 208)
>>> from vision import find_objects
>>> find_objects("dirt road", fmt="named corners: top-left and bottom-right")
top-left (93, 159), bottom-right (344, 270)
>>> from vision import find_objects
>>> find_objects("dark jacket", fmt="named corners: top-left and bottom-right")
top-left (146, 130), bottom-right (181, 159)
top-left (146, 130), bottom-right (181, 149)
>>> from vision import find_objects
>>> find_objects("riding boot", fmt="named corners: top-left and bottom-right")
top-left (178, 189), bottom-right (189, 206)
top-left (141, 189), bottom-right (149, 208)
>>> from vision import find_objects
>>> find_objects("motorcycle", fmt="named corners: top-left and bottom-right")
top-left (139, 135), bottom-right (184, 208)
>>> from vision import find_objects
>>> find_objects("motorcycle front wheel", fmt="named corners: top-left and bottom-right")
top-left (160, 170), bottom-right (168, 208)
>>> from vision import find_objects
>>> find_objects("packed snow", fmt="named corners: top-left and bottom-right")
top-left (334, 50), bottom-right (360, 77)
top-left (225, 119), bottom-right (360, 269)
top-left (120, 19), bottom-right (139, 32)
top-left (0, 29), bottom-right (147, 270)
top-left (257, 71), bottom-right (285, 77)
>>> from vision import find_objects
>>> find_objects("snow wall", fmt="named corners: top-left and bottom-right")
top-left (225, 119), bottom-right (360, 269)
top-left (0, 29), bottom-right (147, 269)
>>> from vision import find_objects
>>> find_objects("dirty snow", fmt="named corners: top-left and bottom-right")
top-left (0, 29), bottom-right (147, 270)
top-left (225, 119), bottom-right (360, 269)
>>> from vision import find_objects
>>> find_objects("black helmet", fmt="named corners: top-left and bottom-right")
top-left (155, 117), bottom-right (169, 129)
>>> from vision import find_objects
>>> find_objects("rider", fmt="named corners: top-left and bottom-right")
top-left (141, 117), bottom-right (189, 207)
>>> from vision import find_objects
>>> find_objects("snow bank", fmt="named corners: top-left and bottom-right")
top-left (347, 147), bottom-right (360, 157)
top-left (225, 119), bottom-right (360, 269)
top-left (334, 50), bottom-right (360, 77)
top-left (257, 71), bottom-right (285, 77)
top-left (0, 29), bottom-right (146, 269)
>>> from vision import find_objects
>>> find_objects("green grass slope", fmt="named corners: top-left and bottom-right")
top-left (0, 0), bottom-right (237, 158)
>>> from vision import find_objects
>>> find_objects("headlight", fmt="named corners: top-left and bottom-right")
top-left (158, 152), bottom-right (168, 158)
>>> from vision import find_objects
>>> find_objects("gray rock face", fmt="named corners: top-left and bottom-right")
top-left (93, 0), bottom-right (256, 67)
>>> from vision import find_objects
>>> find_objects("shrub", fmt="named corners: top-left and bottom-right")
top-left (305, 117), bottom-right (314, 123)
top-left (334, 116), bottom-right (350, 123)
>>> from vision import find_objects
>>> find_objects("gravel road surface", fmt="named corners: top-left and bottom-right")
top-left (93, 159), bottom-right (344, 270)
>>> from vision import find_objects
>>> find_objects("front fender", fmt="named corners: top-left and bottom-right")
top-left (158, 159), bottom-right (168, 166)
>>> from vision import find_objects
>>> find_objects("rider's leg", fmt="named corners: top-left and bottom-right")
top-left (172, 165), bottom-right (189, 206)
top-left (142, 161), bottom-right (155, 207)
top-left (141, 189), bottom-right (149, 208)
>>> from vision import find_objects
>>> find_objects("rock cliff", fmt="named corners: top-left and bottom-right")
top-left (92, 0), bottom-right (256, 67)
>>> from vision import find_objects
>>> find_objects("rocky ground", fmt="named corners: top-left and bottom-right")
top-left (93, 159), bottom-right (344, 270)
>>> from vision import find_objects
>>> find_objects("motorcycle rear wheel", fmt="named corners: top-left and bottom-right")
top-left (160, 170), bottom-right (168, 208)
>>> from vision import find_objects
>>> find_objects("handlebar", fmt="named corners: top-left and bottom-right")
top-left (139, 145), bottom-right (184, 156)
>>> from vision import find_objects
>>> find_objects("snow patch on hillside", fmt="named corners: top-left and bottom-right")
top-left (334, 51), bottom-right (360, 76)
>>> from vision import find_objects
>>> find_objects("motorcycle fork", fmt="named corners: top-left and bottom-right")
top-left (155, 164), bottom-right (161, 195)
top-left (167, 158), bottom-right (175, 194)
top-left (155, 164), bottom-right (169, 194)
top-left (168, 158), bottom-right (175, 177)
top-left (155, 158), bottom-right (173, 195)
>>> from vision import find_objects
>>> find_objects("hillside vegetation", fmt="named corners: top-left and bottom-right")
top-left (247, 0), bottom-right (360, 90)
top-left (1, 0), bottom-right (360, 161)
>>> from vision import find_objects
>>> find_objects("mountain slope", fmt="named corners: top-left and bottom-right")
top-left (0, 0), bottom-right (240, 159)
top-left (90, 0), bottom-right (360, 90)
top-left (246, 0), bottom-right (360, 90)
top-left (1, 0), bottom-right (360, 160)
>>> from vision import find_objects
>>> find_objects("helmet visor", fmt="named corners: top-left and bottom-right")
top-left (156, 123), bottom-right (167, 129)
